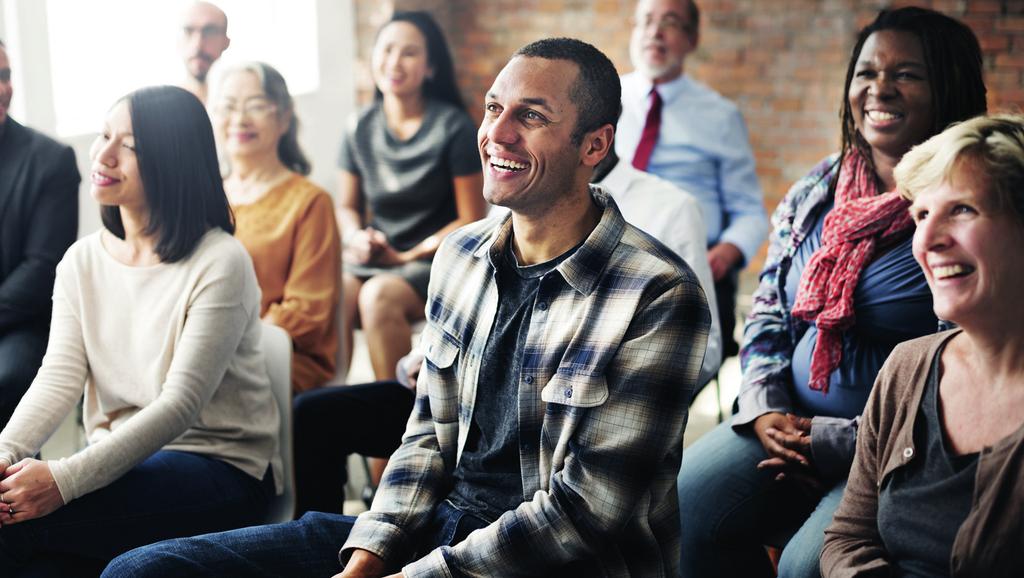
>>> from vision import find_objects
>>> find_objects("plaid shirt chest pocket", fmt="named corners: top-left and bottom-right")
top-left (421, 322), bottom-right (463, 425)
top-left (539, 369), bottom-right (611, 471)
top-left (541, 370), bottom-right (609, 408)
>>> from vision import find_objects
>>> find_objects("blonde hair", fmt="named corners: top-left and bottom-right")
top-left (895, 114), bottom-right (1024, 220)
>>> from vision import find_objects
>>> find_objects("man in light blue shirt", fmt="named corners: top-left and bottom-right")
top-left (616, 0), bottom-right (767, 358)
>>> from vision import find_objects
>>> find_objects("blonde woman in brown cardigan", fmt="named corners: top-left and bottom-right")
top-left (822, 115), bottom-right (1024, 577)
top-left (210, 62), bottom-right (341, 392)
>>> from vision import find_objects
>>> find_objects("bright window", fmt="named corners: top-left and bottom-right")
top-left (46, 0), bottom-right (319, 136)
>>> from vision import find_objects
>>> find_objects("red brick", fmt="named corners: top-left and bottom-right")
top-left (995, 17), bottom-right (1024, 32)
top-left (978, 33), bottom-right (1011, 51)
top-left (995, 52), bottom-right (1024, 67)
top-left (986, 69), bottom-right (1023, 87)
top-left (989, 89), bottom-right (1024, 108)
top-left (351, 0), bottom-right (1018, 223)
top-left (966, 0), bottom-right (1002, 14)
top-left (931, 0), bottom-right (967, 13)
top-left (962, 15), bottom-right (997, 33)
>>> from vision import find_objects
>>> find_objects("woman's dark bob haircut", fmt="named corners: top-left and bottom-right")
top-left (374, 11), bottom-right (464, 110)
top-left (839, 6), bottom-right (987, 174)
top-left (101, 86), bottom-right (234, 263)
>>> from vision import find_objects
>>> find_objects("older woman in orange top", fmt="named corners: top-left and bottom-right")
top-left (210, 62), bottom-right (341, 392)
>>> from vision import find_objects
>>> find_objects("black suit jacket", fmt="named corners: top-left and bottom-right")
top-left (0, 117), bottom-right (80, 334)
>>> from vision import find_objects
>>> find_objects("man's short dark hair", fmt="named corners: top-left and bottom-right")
top-left (514, 38), bottom-right (621, 146)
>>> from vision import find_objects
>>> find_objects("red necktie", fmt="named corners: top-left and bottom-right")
top-left (631, 88), bottom-right (662, 171)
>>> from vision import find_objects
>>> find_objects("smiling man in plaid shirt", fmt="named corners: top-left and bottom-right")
top-left (102, 38), bottom-right (710, 578)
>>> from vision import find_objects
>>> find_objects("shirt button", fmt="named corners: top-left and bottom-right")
top-left (564, 388), bottom-right (573, 398)
top-left (537, 301), bottom-right (548, 311)
top-left (903, 447), bottom-right (914, 459)
top-left (524, 375), bottom-right (534, 384)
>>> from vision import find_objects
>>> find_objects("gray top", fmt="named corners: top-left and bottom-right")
top-left (878, 341), bottom-right (978, 577)
top-left (337, 99), bottom-right (480, 252)
top-left (447, 241), bottom-right (577, 523)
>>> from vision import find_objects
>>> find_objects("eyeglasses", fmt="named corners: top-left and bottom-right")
top-left (632, 14), bottom-right (693, 34)
top-left (212, 100), bottom-right (278, 118)
top-left (183, 25), bottom-right (227, 39)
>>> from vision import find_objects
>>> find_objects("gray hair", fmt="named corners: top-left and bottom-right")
top-left (212, 61), bottom-right (311, 175)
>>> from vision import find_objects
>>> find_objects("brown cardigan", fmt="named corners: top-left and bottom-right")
top-left (821, 329), bottom-right (1024, 577)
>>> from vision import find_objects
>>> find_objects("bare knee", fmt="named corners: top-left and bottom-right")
top-left (358, 275), bottom-right (417, 326)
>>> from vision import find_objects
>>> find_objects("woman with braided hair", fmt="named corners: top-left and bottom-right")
top-left (676, 7), bottom-right (987, 577)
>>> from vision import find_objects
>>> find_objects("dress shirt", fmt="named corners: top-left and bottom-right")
top-left (617, 72), bottom-right (767, 262)
top-left (601, 160), bottom-right (722, 385)
top-left (341, 187), bottom-right (710, 577)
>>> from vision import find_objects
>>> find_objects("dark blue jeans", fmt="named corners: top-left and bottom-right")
top-left (102, 500), bottom-right (488, 577)
top-left (677, 419), bottom-right (846, 578)
top-left (0, 450), bottom-right (272, 578)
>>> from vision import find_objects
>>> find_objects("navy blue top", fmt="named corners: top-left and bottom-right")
top-left (784, 200), bottom-right (935, 418)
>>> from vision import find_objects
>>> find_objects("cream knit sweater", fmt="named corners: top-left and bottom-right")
top-left (0, 229), bottom-right (281, 503)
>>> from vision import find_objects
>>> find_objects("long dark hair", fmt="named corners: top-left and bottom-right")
top-left (374, 11), bottom-right (464, 110)
top-left (838, 7), bottom-right (987, 175)
top-left (101, 86), bottom-right (234, 263)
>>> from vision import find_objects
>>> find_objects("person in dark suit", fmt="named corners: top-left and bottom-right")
top-left (0, 39), bottom-right (80, 428)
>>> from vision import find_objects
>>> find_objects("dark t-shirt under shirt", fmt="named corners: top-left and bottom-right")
top-left (447, 240), bottom-right (578, 523)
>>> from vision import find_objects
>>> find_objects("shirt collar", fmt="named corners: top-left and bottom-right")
top-left (599, 159), bottom-right (634, 201)
top-left (475, 186), bottom-right (626, 296)
top-left (629, 72), bottom-right (690, 105)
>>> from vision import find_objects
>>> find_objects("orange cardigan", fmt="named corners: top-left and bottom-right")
top-left (232, 174), bottom-right (341, 392)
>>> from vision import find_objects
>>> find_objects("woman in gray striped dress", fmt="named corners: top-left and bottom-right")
top-left (336, 11), bottom-right (486, 382)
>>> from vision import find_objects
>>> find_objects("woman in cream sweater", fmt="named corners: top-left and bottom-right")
top-left (0, 86), bottom-right (281, 577)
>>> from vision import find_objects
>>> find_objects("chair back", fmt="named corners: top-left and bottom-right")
top-left (260, 322), bottom-right (295, 523)
top-left (331, 274), bottom-right (348, 385)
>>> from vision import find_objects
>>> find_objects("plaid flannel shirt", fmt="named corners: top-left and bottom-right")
top-left (341, 186), bottom-right (710, 577)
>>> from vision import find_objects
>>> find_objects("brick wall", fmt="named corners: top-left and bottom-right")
top-left (351, 0), bottom-right (1024, 270)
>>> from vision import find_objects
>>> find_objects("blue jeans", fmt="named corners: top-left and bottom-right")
top-left (677, 418), bottom-right (847, 578)
top-left (102, 500), bottom-right (488, 577)
top-left (0, 450), bottom-right (272, 578)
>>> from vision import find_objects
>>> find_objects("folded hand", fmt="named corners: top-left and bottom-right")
top-left (0, 458), bottom-right (64, 525)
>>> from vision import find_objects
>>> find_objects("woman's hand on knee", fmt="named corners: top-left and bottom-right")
top-left (753, 412), bottom-right (812, 468)
top-left (0, 458), bottom-right (64, 525)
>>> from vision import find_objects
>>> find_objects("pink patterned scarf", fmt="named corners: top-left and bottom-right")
top-left (791, 150), bottom-right (914, 394)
